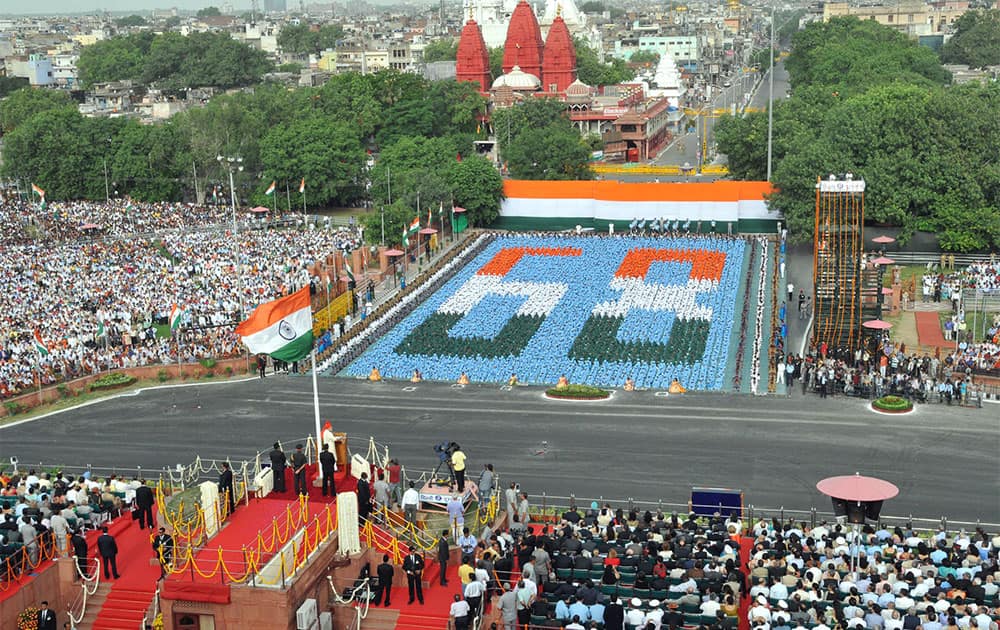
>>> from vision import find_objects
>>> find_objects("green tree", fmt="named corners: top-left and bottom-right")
top-left (786, 17), bottom-right (949, 97)
top-left (575, 37), bottom-right (633, 85)
top-left (491, 98), bottom-right (568, 153)
top-left (422, 38), bottom-right (458, 62)
top-left (0, 87), bottom-right (75, 134)
top-left (1, 108), bottom-right (94, 200)
top-left (115, 15), bottom-right (148, 28)
top-left (489, 47), bottom-right (504, 82)
top-left (197, 6), bottom-right (222, 17)
top-left (259, 116), bottom-right (365, 209)
top-left (76, 32), bottom-right (153, 87)
top-left (629, 50), bottom-right (660, 65)
top-left (277, 23), bottom-right (345, 55)
top-left (504, 124), bottom-right (593, 180)
top-left (940, 9), bottom-right (1000, 68)
top-left (361, 199), bottom-right (413, 246)
top-left (0, 76), bottom-right (28, 99)
top-left (580, 1), bottom-right (605, 12)
top-left (449, 155), bottom-right (503, 227)
top-left (317, 72), bottom-right (383, 138)
top-left (165, 16), bottom-right (181, 28)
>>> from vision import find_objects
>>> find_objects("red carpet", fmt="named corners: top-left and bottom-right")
top-left (380, 560), bottom-right (458, 630)
top-left (168, 497), bottom-right (303, 584)
top-left (738, 535), bottom-right (753, 630)
top-left (915, 311), bottom-right (950, 348)
top-left (90, 516), bottom-right (162, 630)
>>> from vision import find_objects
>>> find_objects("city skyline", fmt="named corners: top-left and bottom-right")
top-left (1, 1), bottom-right (250, 15)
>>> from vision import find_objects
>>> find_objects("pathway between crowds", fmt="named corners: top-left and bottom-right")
top-left (914, 311), bottom-right (951, 349)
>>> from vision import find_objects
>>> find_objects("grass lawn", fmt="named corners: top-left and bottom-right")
top-left (940, 311), bottom-right (1000, 343)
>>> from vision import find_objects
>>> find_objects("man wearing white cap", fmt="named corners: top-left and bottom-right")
top-left (749, 595), bottom-right (772, 624)
top-left (645, 600), bottom-right (665, 630)
top-left (626, 598), bottom-right (646, 627)
top-left (772, 600), bottom-right (791, 626)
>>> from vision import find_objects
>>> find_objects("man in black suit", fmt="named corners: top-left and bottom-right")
top-left (97, 526), bottom-right (120, 579)
top-left (70, 529), bottom-right (88, 579)
top-left (290, 444), bottom-right (308, 496)
top-left (437, 530), bottom-right (451, 586)
top-left (319, 444), bottom-right (337, 497)
top-left (373, 554), bottom-right (395, 606)
top-left (357, 473), bottom-right (372, 522)
top-left (134, 481), bottom-right (155, 530)
top-left (37, 600), bottom-right (57, 630)
top-left (604, 597), bottom-right (625, 630)
top-left (218, 462), bottom-right (235, 514)
top-left (268, 443), bottom-right (287, 493)
top-left (152, 527), bottom-right (174, 579)
top-left (402, 550), bottom-right (425, 604)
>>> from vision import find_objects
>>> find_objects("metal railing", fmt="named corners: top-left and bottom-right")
top-left (521, 492), bottom-right (1000, 534)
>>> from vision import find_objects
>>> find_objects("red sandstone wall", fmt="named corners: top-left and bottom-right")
top-left (0, 358), bottom-right (251, 418)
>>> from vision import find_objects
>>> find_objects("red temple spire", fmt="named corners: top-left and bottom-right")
top-left (542, 14), bottom-right (577, 93)
top-left (502, 0), bottom-right (544, 82)
top-left (456, 18), bottom-right (491, 92)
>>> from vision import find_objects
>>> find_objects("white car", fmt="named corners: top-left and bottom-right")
top-left (723, 80), bottom-right (732, 87)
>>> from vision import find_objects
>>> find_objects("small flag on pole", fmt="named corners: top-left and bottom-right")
top-left (234, 286), bottom-right (314, 362)
top-left (408, 217), bottom-right (420, 233)
top-left (264, 181), bottom-right (276, 196)
top-left (343, 253), bottom-right (355, 284)
top-left (96, 321), bottom-right (106, 338)
top-left (299, 178), bottom-right (306, 194)
top-left (31, 183), bottom-right (45, 199)
top-left (33, 329), bottom-right (49, 357)
top-left (169, 304), bottom-right (185, 331)
top-left (427, 207), bottom-right (433, 226)
top-left (402, 224), bottom-right (409, 248)
top-left (439, 201), bottom-right (444, 217)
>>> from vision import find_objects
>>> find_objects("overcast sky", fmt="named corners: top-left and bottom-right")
top-left (2, 1), bottom-right (249, 15)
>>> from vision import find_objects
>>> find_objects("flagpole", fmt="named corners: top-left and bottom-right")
top-left (301, 184), bottom-right (306, 225)
top-left (311, 349), bottom-right (323, 480)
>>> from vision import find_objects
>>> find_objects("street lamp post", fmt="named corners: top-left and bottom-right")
top-left (217, 155), bottom-right (245, 322)
top-left (766, 4), bottom-right (775, 181)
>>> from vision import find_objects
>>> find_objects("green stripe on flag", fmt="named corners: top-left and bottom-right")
top-left (268, 331), bottom-right (314, 362)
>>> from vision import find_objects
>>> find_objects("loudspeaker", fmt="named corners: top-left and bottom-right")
top-left (831, 498), bottom-right (848, 518)
top-left (864, 500), bottom-right (883, 522)
top-left (846, 502), bottom-right (866, 524)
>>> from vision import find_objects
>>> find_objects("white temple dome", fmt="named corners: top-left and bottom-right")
top-left (491, 65), bottom-right (542, 90)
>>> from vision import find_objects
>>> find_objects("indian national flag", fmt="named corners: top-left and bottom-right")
top-left (427, 207), bottom-right (433, 226)
top-left (33, 329), bottom-right (49, 356)
top-left (343, 253), bottom-right (355, 283)
top-left (408, 217), bottom-right (420, 233)
top-left (402, 224), bottom-right (410, 248)
top-left (31, 183), bottom-right (45, 199)
top-left (169, 304), bottom-right (185, 331)
top-left (298, 178), bottom-right (306, 194)
top-left (264, 181), bottom-right (276, 196)
top-left (96, 321), bottom-right (106, 338)
top-left (234, 286), bottom-right (314, 362)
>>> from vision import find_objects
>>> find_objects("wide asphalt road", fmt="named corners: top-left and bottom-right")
top-left (2, 376), bottom-right (996, 525)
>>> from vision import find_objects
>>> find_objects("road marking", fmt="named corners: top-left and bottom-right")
top-left (240, 397), bottom-right (992, 434)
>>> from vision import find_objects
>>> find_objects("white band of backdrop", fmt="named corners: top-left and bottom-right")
top-left (499, 180), bottom-right (778, 223)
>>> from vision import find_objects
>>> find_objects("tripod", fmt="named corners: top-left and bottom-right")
top-left (431, 458), bottom-right (455, 488)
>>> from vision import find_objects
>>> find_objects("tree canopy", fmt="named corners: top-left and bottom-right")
top-left (76, 31), bottom-right (273, 90)
top-left (1, 71), bottom-right (504, 227)
top-left (422, 38), bottom-right (458, 62)
top-left (575, 37), bottom-right (633, 86)
top-left (939, 9), bottom-right (1000, 68)
top-left (716, 17), bottom-right (1000, 251)
top-left (277, 24), bottom-right (345, 55)
top-left (492, 99), bottom-right (593, 180)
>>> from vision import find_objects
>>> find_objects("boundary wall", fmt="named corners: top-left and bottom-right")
top-left (497, 180), bottom-right (779, 233)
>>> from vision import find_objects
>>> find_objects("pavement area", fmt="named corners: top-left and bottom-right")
top-left (2, 374), bottom-right (996, 525)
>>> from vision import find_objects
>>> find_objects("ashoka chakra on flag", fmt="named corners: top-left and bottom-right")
top-left (235, 286), bottom-right (314, 362)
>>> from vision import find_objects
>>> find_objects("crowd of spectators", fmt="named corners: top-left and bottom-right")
top-left (740, 518), bottom-right (999, 630)
top-left (1, 220), bottom-right (364, 399)
top-left (0, 198), bottom-right (234, 246)
top-left (780, 338), bottom-right (997, 403)
top-left (1, 467), bottom-right (136, 582)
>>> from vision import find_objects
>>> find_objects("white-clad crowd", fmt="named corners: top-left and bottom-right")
top-left (1, 198), bottom-right (233, 246)
top-left (1, 224), bottom-right (363, 399)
